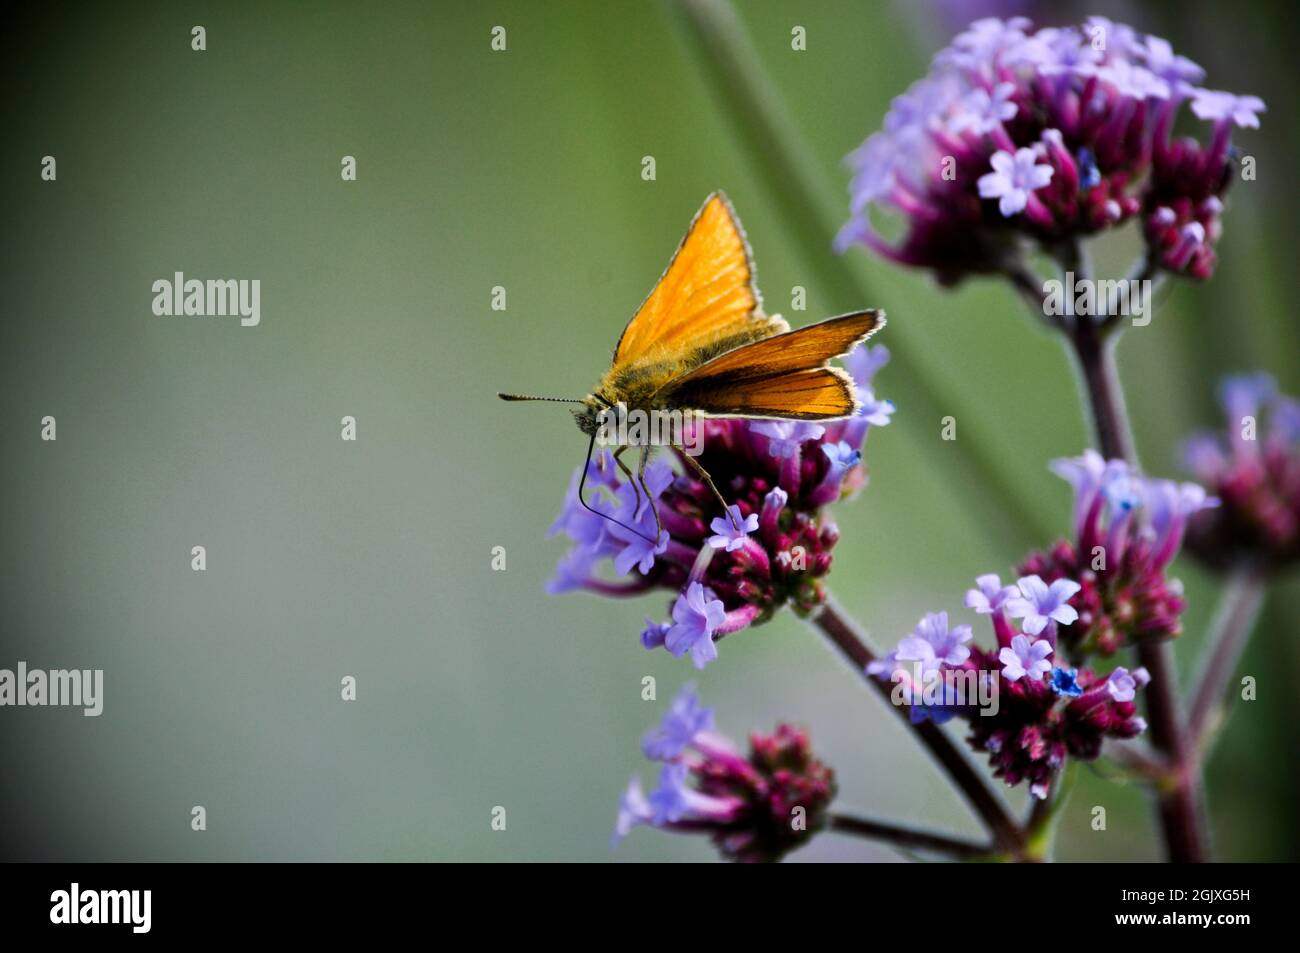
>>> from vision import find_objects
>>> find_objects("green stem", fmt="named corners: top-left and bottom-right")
top-left (1187, 566), bottom-right (1268, 754)
top-left (1022, 762), bottom-right (1077, 861)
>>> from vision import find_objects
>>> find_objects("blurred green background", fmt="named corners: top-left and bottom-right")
top-left (1, 0), bottom-right (1295, 861)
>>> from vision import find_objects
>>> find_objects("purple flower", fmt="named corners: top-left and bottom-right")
top-left (642, 685), bottom-right (714, 761)
top-left (1098, 60), bottom-right (1169, 100)
top-left (840, 17), bottom-right (1261, 284)
top-left (751, 421), bottom-right (825, 459)
top-left (647, 762), bottom-right (738, 825)
top-left (640, 617), bottom-right (670, 649)
top-left (759, 485), bottom-right (788, 532)
top-left (822, 441), bottom-right (862, 474)
top-left (896, 611), bottom-right (973, 672)
top-left (1138, 36), bottom-right (1204, 88)
top-left (843, 342), bottom-right (890, 388)
top-left (1190, 89), bottom-right (1267, 128)
top-left (1219, 372), bottom-right (1276, 424)
top-left (611, 776), bottom-right (652, 846)
top-left (1146, 480), bottom-right (1218, 566)
top-left (965, 573), bottom-right (1016, 614)
top-left (547, 367), bottom-right (887, 663)
top-left (1022, 27), bottom-right (1100, 76)
top-left (978, 148), bottom-right (1054, 216)
top-left (951, 81), bottom-right (1018, 134)
top-left (1104, 666), bottom-right (1143, 703)
top-left (1005, 575), bottom-right (1081, 635)
top-left (1049, 449), bottom-right (1110, 538)
top-left (547, 457), bottom-right (616, 552)
top-left (1182, 373), bottom-right (1300, 574)
top-left (614, 689), bottom-right (837, 861)
top-left (891, 577), bottom-right (1150, 800)
top-left (664, 582), bottom-right (727, 669)
top-left (1022, 451), bottom-right (1214, 656)
top-left (609, 523), bottom-right (669, 576)
top-left (546, 547), bottom-right (598, 595)
top-left (707, 504), bottom-right (758, 551)
top-left (858, 390), bottom-right (896, 427)
top-left (998, 633), bottom-right (1053, 682)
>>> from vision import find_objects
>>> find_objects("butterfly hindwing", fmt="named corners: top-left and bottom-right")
top-left (670, 367), bottom-right (858, 419)
top-left (654, 310), bottom-right (882, 419)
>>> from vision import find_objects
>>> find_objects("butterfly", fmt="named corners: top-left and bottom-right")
top-left (500, 191), bottom-right (884, 542)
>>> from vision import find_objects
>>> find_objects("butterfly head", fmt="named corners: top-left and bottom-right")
top-left (573, 394), bottom-right (610, 437)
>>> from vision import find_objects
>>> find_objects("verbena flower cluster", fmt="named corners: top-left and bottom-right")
top-left (548, 344), bottom-right (893, 668)
top-left (836, 16), bottom-right (1265, 284)
top-left (614, 686), bottom-right (835, 862)
top-left (1182, 374), bottom-right (1300, 573)
top-left (870, 579), bottom-right (1150, 799)
top-left (1017, 450), bottom-right (1216, 659)
top-left (858, 450), bottom-right (1212, 800)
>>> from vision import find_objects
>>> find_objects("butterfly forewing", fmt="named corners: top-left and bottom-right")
top-left (611, 192), bottom-right (787, 371)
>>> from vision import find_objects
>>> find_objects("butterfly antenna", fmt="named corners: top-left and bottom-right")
top-left (498, 392), bottom-right (587, 403)
top-left (576, 431), bottom-right (661, 546)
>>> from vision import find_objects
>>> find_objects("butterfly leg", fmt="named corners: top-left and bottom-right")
top-left (679, 451), bottom-right (740, 531)
top-left (612, 445), bottom-right (643, 521)
top-left (637, 445), bottom-right (664, 540)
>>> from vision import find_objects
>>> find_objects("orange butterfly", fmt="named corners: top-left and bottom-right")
top-left (500, 191), bottom-right (884, 540)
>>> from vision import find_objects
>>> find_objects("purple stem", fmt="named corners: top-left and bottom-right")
top-left (810, 598), bottom-right (1025, 857)
top-left (1065, 308), bottom-right (1205, 863)
top-left (829, 813), bottom-right (991, 860)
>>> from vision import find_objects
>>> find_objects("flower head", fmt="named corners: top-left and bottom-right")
top-left (615, 689), bottom-right (836, 862)
top-left (1182, 373), bottom-right (1300, 574)
top-left (547, 343), bottom-right (891, 666)
top-left (871, 574), bottom-right (1150, 799)
top-left (838, 17), bottom-right (1263, 284)
top-left (1019, 450), bottom-right (1215, 657)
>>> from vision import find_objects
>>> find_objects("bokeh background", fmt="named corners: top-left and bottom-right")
top-left (1, 0), bottom-right (1295, 861)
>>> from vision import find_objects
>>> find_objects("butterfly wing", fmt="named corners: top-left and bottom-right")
top-left (611, 192), bottom-right (788, 371)
top-left (657, 310), bottom-right (884, 420)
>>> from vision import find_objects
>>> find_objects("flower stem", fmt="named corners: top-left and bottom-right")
top-left (1187, 565), bottom-right (1267, 752)
top-left (1069, 313), bottom-right (1137, 464)
top-left (1022, 762), bottom-right (1076, 861)
top-left (1063, 310), bottom-right (1206, 863)
top-left (809, 598), bottom-right (1025, 856)
top-left (828, 812), bottom-right (991, 860)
